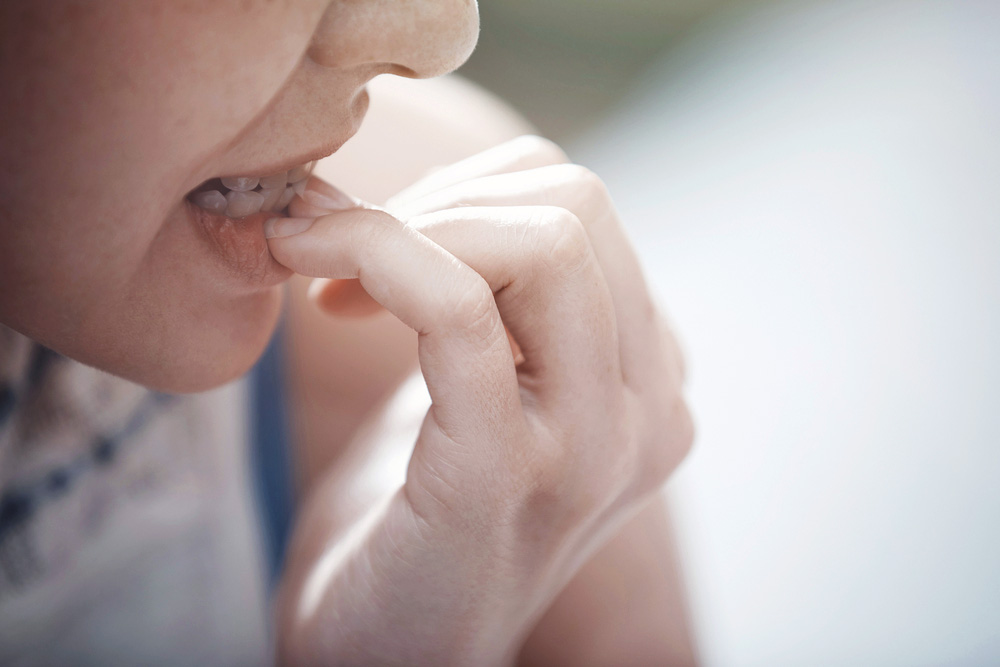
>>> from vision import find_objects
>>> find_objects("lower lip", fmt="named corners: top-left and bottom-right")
top-left (181, 90), bottom-right (369, 289)
top-left (185, 199), bottom-right (293, 290)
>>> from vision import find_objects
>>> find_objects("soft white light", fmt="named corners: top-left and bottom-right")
top-left (575, 0), bottom-right (1000, 664)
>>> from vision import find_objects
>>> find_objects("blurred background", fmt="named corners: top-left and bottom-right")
top-left (461, 0), bottom-right (1000, 665)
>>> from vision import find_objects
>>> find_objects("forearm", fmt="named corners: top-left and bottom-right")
top-left (517, 494), bottom-right (699, 667)
top-left (277, 489), bottom-right (535, 666)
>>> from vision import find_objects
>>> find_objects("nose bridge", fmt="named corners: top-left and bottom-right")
top-left (308, 0), bottom-right (480, 79)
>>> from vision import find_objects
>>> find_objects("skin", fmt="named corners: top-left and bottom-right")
top-left (0, 1), bottom-right (698, 664)
top-left (0, 0), bottom-right (477, 391)
top-left (271, 133), bottom-right (697, 665)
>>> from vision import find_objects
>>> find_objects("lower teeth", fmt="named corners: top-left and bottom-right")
top-left (225, 190), bottom-right (266, 218)
top-left (190, 183), bottom-right (297, 218)
top-left (191, 190), bottom-right (227, 215)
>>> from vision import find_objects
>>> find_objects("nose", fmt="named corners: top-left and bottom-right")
top-left (308, 0), bottom-right (480, 80)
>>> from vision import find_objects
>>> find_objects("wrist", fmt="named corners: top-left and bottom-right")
top-left (277, 489), bottom-right (528, 666)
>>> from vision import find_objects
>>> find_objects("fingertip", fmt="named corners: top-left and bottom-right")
top-left (289, 176), bottom-right (362, 219)
top-left (287, 195), bottom-right (330, 219)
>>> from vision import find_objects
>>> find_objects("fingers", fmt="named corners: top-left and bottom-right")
top-left (295, 135), bottom-right (569, 318)
top-left (289, 187), bottom-right (527, 364)
top-left (404, 205), bottom-right (622, 409)
top-left (278, 194), bottom-right (622, 414)
top-left (386, 135), bottom-right (568, 207)
top-left (290, 183), bottom-right (389, 318)
top-left (267, 207), bottom-right (524, 449)
top-left (391, 164), bottom-right (662, 388)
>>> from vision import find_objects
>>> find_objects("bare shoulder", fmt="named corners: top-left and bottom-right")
top-left (314, 74), bottom-right (534, 204)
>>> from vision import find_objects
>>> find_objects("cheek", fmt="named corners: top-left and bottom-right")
top-left (0, 2), bottom-right (318, 389)
top-left (1, 205), bottom-right (286, 393)
top-left (3, 0), bottom-right (316, 276)
top-left (78, 203), bottom-right (290, 392)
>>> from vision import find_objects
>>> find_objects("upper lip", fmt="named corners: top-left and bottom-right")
top-left (186, 89), bottom-right (369, 194)
top-left (236, 135), bottom-right (351, 179)
top-left (182, 131), bottom-right (353, 202)
top-left (236, 88), bottom-right (369, 178)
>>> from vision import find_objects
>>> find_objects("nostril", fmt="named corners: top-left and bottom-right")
top-left (306, 0), bottom-right (480, 80)
top-left (388, 64), bottom-right (419, 79)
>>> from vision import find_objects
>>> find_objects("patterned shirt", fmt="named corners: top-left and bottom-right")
top-left (0, 325), bottom-right (270, 666)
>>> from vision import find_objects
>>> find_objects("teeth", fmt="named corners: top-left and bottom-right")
top-left (276, 186), bottom-right (296, 211)
top-left (190, 160), bottom-right (315, 218)
top-left (287, 162), bottom-right (313, 183)
top-left (259, 171), bottom-right (288, 190)
top-left (221, 176), bottom-right (260, 192)
top-left (191, 190), bottom-right (228, 215)
top-left (260, 187), bottom-right (285, 212)
top-left (225, 190), bottom-right (265, 218)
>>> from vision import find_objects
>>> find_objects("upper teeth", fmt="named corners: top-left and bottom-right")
top-left (191, 161), bottom-right (314, 218)
top-left (221, 176), bottom-right (260, 192)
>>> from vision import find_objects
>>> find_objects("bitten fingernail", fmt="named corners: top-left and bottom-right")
top-left (264, 217), bottom-right (315, 239)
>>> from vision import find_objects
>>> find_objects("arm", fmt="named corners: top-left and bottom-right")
top-left (517, 496), bottom-right (698, 666)
top-left (283, 75), bottom-right (698, 664)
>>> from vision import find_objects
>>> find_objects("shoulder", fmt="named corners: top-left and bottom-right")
top-left (314, 75), bottom-right (534, 204)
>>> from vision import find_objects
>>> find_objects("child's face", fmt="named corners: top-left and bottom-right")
top-left (0, 0), bottom-right (478, 391)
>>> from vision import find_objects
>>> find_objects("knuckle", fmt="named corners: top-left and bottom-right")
top-left (672, 397), bottom-right (696, 461)
top-left (345, 208), bottom-right (399, 254)
top-left (638, 395), bottom-right (695, 494)
top-left (448, 276), bottom-right (500, 342)
top-left (534, 207), bottom-right (592, 277)
top-left (553, 163), bottom-right (611, 209)
top-left (514, 134), bottom-right (569, 165)
top-left (566, 163), bottom-right (608, 195)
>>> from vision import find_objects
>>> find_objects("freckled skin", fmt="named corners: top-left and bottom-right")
top-left (0, 0), bottom-right (479, 392)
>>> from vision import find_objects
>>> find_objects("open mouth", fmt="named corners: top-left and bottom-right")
top-left (186, 159), bottom-right (316, 220)
top-left (181, 158), bottom-right (322, 289)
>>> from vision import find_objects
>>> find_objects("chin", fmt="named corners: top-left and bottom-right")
top-left (93, 286), bottom-right (286, 395)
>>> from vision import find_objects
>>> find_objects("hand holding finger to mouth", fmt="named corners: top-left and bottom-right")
top-left (266, 136), bottom-right (693, 664)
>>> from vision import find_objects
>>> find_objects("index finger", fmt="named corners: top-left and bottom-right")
top-left (267, 209), bottom-right (524, 453)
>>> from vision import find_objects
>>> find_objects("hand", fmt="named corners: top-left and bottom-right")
top-left (267, 136), bottom-right (693, 665)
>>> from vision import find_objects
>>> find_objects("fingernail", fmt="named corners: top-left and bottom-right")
top-left (302, 185), bottom-right (357, 211)
top-left (264, 216), bottom-right (315, 239)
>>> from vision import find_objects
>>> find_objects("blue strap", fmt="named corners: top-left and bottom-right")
top-left (248, 322), bottom-right (296, 587)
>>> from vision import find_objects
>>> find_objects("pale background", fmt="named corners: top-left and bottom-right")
top-left (462, 1), bottom-right (1000, 665)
